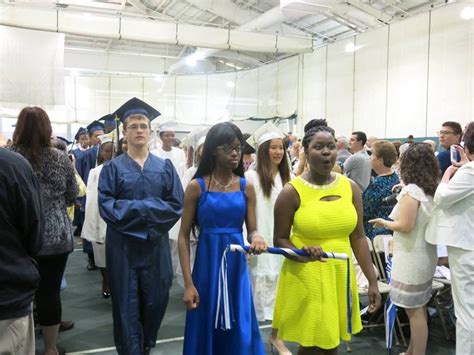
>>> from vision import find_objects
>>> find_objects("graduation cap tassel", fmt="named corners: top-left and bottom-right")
top-left (68, 140), bottom-right (75, 155)
top-left (114, 115), bottom-right (120, 158)
top-left (215, 248), bottom-right (232, 330)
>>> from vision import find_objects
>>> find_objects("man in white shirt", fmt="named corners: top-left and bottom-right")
top-left (344, 131), bottom-right (371, 191)
top-left (427, 124), bottom-right (474, 355)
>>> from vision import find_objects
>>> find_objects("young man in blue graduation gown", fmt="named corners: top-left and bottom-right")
top-left (70, 127), bottom-right (89, 161)
top-left (98, 98), bottom-right (184, 355)
top-left (76, 119), bottom-right (107, 184)
top-left (71, 127), bottom-right (90, 249)
top-left (76, 120), bottom-right (105, 267)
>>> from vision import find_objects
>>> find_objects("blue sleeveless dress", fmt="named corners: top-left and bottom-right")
top-left (183, 177), bottom-right (265, 355)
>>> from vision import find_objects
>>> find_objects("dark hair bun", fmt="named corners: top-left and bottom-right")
top-left (304, 119), bottom-right (328, 133)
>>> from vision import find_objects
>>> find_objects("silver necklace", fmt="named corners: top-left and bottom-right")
top-left (212, 174), bottom-right (235, 191)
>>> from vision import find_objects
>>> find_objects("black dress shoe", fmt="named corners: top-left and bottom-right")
top-left (102, 291), bottom-right (111, 299)
top-left (87, 260), bottom-right (98, 271)
top-left (59, 320), bottom-right (75, 332)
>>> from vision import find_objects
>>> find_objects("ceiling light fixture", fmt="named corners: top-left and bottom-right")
top-left (461, 6), bottom-right (474, 20)
top-left (186, 57), bottom-right (197, 66)
top-left (194, 50), bottom-right (206, 60)
top-left (344, 42), bottom-right (365, 53)
top-left (345, 42), bottom-right (356, 52)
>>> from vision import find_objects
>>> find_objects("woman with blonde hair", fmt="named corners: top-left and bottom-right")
top-left (363, 140), bottom-right (399, 239)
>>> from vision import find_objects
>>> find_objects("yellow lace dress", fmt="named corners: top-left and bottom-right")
top-left (272, 174), bottom-right (362, 349)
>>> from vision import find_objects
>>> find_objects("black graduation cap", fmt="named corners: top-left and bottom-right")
top-left (74, 127), bottom-right (88, 141)
top-left (86, 120), bottom-right (105, 135)
top-left (57, 136), bottom-right (72, 146)
top-left (112, 97), bottom-right (161, 123)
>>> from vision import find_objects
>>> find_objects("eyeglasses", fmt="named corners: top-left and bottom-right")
top-left (437, 130), bottom-right (454, 136)
top-left (216, 144), bottom-right (244, 154)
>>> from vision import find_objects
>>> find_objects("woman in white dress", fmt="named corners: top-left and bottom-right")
top-left (81, 134), bottom-right (113, 298)
top-left (245, 124), bottom-right (292, 354)
top-left (370, 143), bottom-right (439, 355)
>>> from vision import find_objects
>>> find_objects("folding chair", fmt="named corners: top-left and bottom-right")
top-left (346, 237), bottom-right (399, 352)
top-left (430, 276), bottom-right (453, 340)
top-left (372, 235), bottom-right (409, 348)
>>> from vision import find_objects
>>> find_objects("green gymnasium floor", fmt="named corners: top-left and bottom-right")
top-left (35, 244), bottom-right (456, 354)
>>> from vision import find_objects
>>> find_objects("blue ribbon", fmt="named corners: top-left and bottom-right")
top-left (216, 244), bottom-right (353, 334)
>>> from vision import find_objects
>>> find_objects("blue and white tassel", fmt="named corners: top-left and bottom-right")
top-left (215, 244), bottom-right (352, 333)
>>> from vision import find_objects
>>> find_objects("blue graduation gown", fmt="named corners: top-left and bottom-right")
top-left (76, 146), bottom-right (98, 254)
top-left (71, 148), bottom-right (86, 226)
top-left (70, 147), bottom-right (86, 162)
top-left (76, 145), bottom-right (98, 185)
top-left (98, 153), bottom-right (184, 355)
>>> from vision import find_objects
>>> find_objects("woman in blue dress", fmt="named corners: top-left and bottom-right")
top-left (178, 122), bottom-right (267, 355)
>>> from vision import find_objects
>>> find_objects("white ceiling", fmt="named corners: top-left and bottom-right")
top-left (1, 0), bottom-right (452, 73)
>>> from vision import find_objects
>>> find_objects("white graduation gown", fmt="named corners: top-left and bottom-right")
top-left (244, 169), bottom-right (284, 321)
top-left (81, 164), bottom-right (107, 268)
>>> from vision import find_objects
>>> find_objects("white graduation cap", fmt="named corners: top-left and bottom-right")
top-left (247, 122), bottom-right (286, 149)
top-left (158, 121), bottom-right (177, 133)
top-left (98, 133), bottom-right (113, 145)
top-left (197, 135), bottom-right (206, 147)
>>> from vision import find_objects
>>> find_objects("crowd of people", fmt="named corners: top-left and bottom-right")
top-left (0, 100), bottom-right (472, 355)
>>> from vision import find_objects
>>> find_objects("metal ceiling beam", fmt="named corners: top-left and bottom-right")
top-left (183, 0), bottom-right (306, 37)
top-left (162, 0), bottom-right (176, 14)
top-left (166, 4), bottom-right (311, 73)
top-left (105, 39), bottom-right (114, 50)
top-left (346, 0), bottom-right (393, 23)
top-left (189, 8), bottom-right (205, 20)
top-left (126, 0), bottom-right (151, 14)
top-left (178, 45), bottom-right (189, 57)
top-left (153, 0), bottom-right (168, 12)
top-left (174, 3), bottom-right (191, 17)
top-left (55, 0), bottom-right (125, 11)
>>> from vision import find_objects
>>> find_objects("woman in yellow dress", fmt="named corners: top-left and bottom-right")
top-left (273, 119), bottom-right (381, 354)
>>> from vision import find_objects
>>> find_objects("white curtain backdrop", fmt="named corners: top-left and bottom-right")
top-left (0, 25), bottom-right (64, 105)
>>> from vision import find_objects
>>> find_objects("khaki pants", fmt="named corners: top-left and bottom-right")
top-left (0, 313), bottom-right (35, 355)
